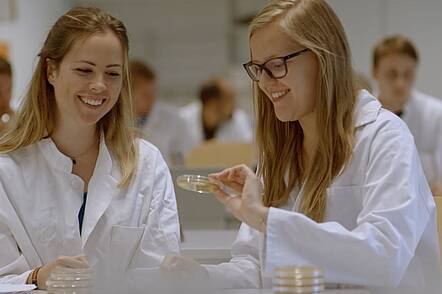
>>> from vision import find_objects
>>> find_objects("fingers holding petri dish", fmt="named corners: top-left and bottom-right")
top-left (176, 174), bottom-right (240, 197)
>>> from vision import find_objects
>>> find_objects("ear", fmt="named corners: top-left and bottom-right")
top-left (46, 58), bottom-right (57, 85)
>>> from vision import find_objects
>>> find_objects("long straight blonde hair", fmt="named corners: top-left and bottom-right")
top-left (251, 0), bottom-right (356, 222)
top-left (0, 7), bottom-right (137, 187)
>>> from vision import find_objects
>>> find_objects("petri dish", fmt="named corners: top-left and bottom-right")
top-left (176, 174), bottom-right (239, 197)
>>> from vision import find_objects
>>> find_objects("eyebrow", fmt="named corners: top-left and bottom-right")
top-left (75, 60), bottom-right (122, 68)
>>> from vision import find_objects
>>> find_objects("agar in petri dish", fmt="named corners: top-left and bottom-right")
top-left (176, 174), bottom-right (239, 197)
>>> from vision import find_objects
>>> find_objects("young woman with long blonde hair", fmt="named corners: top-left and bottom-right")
top-left (163, 1), bottom-right (440, 293)
top-left (0, 7), bottom-right (179, 290)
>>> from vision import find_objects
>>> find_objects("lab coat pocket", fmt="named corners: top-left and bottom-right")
top-left (325, 186), bottom-right (362, 230)
top-left (109, 225), bottom-right (145, 274)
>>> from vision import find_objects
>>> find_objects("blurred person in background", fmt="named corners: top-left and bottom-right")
top-left (372, 35), bottom-right (442, 196)
top-left (0, 56), bottom-right (14, 132)
top-left (179, 77), bottom-right (253, 151)
top-left (130, 59), bottom-right (191, 166)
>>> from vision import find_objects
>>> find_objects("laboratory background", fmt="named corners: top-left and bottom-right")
top-left (1, 0), bottom-right (442, 293)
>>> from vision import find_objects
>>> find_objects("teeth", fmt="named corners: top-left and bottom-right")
top-left (271, 90), bottom-right (288, 99)
top-left (80, 96), bottom-right (104, 106)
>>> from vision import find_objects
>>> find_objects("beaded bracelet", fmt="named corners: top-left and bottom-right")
top-left (30, 266), bottom-right (42, 287)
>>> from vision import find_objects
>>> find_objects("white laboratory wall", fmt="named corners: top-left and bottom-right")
top-left (385, 0), bottom-right (442, 98)
top-left (1, 0), bottom-right (441, 109)
top-left (329, 0), bottom-right (442, 98)
top-left (72, 0), bottom-right (442, 104)
top-left (73, 0), bottom-right (268, 112)
top-left (0, 0), bottom-right (72, 108)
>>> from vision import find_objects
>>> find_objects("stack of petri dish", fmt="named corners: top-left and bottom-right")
top-left (273, 266), bottom-right (324, 294)
top-left (46, 267), bottom-right (94, 294)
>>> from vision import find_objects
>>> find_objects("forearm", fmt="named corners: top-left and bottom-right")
top-left (0, 270), bottom-right (33, 285)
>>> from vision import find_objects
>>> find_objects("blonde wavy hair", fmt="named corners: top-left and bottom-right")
top-left (251, 0), bottom-right (356, 222)
top-left (0, 7), bottom-right (137, 187)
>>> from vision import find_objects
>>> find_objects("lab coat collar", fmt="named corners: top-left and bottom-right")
top-left (354, 90), bottom-right (382, 128)
top-left (38, 132), bottom-right (121, 248)
top-left (38, 132), bottom-right (114, 175)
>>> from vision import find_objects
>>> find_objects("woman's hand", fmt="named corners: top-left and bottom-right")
top-left (209, 164), bottom-right (269, 232)
top-left (29, 255), bottom-right (89, 289)
top-left (161, 255), bottom-right (208, 280)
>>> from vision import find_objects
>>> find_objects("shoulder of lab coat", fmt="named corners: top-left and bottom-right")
top-left (265, 90), bottom-right (441, 291)
top-left (110, 139), bottom-right (181, 267)
top-left (141, 102), bottom-right (194, 163)
top-left (178, 101), bottom-right (203, 150)
top-left (403, 90), bottom-right (442, 182)
top-left (217, 109), bottom-right (253, 143)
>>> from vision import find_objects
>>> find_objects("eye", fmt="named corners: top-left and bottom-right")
top-left (267, 60), bottom-right (285, 71)
top-left (106, 72), bottom-right (121, 78)
top-left (75, 68), bottom-right (92, 74)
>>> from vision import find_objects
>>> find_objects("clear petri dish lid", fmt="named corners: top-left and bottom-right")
top-left (176, 174), bottom-right (239, 197)
top-left (46, 279), bottom-right (93, 289)
top-left (49, 267), bottom-right (94, 281)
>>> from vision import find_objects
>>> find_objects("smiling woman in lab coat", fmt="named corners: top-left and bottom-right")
top-left (162, 1), bottom-right (441, 293)
top-left (0, 7), bottom-right (179, 290)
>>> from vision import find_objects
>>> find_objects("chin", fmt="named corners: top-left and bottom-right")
top-left (78, 114), bottom-right (104, 126)
top-left (275, 111), bottom-right (297, 122)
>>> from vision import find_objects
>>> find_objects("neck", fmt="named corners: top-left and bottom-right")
top-left (202, 103), bottom-right (220, 130)
top-left (51, 119), bottom-right (99, 160)
top-left (377, 93), bottom-right (407, 113)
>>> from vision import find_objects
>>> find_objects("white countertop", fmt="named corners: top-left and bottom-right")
top-left (216, 290), bottom-right (369, 294)
top-left (181, 229), bottom-right (237, 263)
top-left (31, 289), bottom-right (369, 294)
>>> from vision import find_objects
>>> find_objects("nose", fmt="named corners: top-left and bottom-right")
top-left (258, 69), bottom-right (277, 91)
top-left (89, 74), bottom-right (107, 93)
top-left (394, 75), bottom-right (408, 91)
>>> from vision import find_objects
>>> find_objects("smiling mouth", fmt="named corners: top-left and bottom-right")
top-left (78, 95), bottom-right (106, 107)
top-left (271, 89), bottom-right (290, 102)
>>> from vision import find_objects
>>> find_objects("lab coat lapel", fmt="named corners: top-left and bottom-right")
top-left (81, 137), bottom-right (120, 248)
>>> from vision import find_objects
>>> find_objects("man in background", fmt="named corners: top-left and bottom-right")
top-left (372, 35), bottom-right (442, 195)
top-left (130, 59), bottom-right (191, 166)
top-left (179, 77), bottom-right (253, 151)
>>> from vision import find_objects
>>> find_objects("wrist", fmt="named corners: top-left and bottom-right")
top-left (28, 267), bottom-right (42, 288)
top-left (257, 206), bottom-right (269, 233)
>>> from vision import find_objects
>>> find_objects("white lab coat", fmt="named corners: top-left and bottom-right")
top-left (179, 101), bottom-right (253, 151)
top-left (204, 91), bottom-right (441, 294)
top-left (0, 136), bottom-right (180, 286)
top-left (402, 90), bottom-right (442, 185)
top-left (140, 101), bottom-right (193, 166)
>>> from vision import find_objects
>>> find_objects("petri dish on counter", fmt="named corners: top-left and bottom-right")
top-left (176, 174), bottom-right (240, 197)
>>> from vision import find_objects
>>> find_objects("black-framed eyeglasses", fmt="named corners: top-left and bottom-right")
top-left (243, 48), bottom-right (310, 82)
